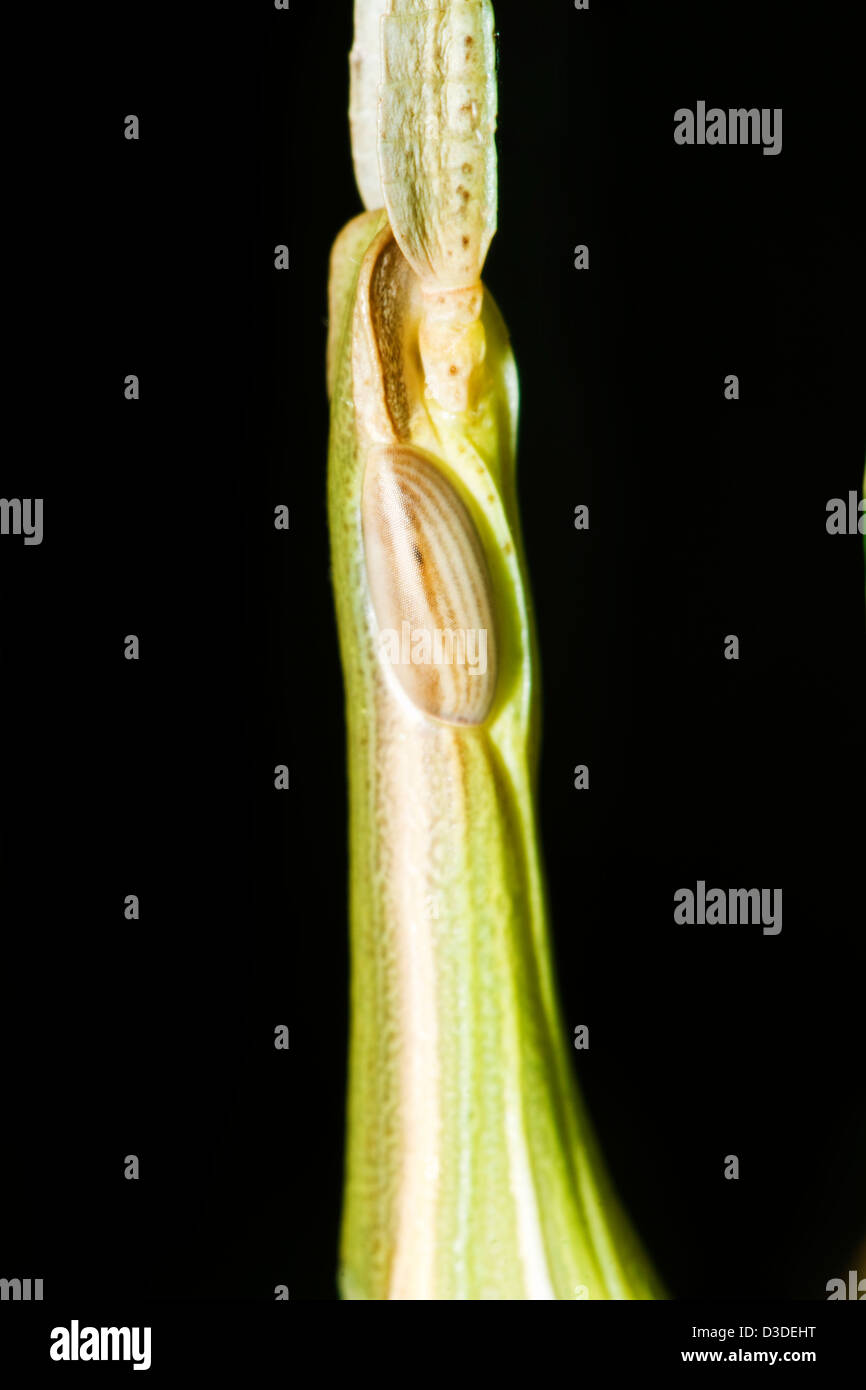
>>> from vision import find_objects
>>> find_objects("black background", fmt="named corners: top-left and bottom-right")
top-left (1, 0), bottom-right (864, 1315)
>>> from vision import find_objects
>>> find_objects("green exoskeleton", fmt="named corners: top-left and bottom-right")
top-left (326, 0), bottom-right (663, 1299)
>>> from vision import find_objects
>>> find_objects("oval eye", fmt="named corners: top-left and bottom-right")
top-left (362, 444), bottom-right (497, 726)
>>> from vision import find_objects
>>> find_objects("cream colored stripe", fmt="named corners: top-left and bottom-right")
top-left (387, 714), bottom-right (441, 1299)
top-left (504, 1080), bottom-right (556, 1300)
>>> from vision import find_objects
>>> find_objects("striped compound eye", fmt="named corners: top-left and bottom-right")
top-left (362, 443), bottom-right (497, 726)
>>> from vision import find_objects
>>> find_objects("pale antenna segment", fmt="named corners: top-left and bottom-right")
top-left (350, 1), bottom-right (390, 210)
